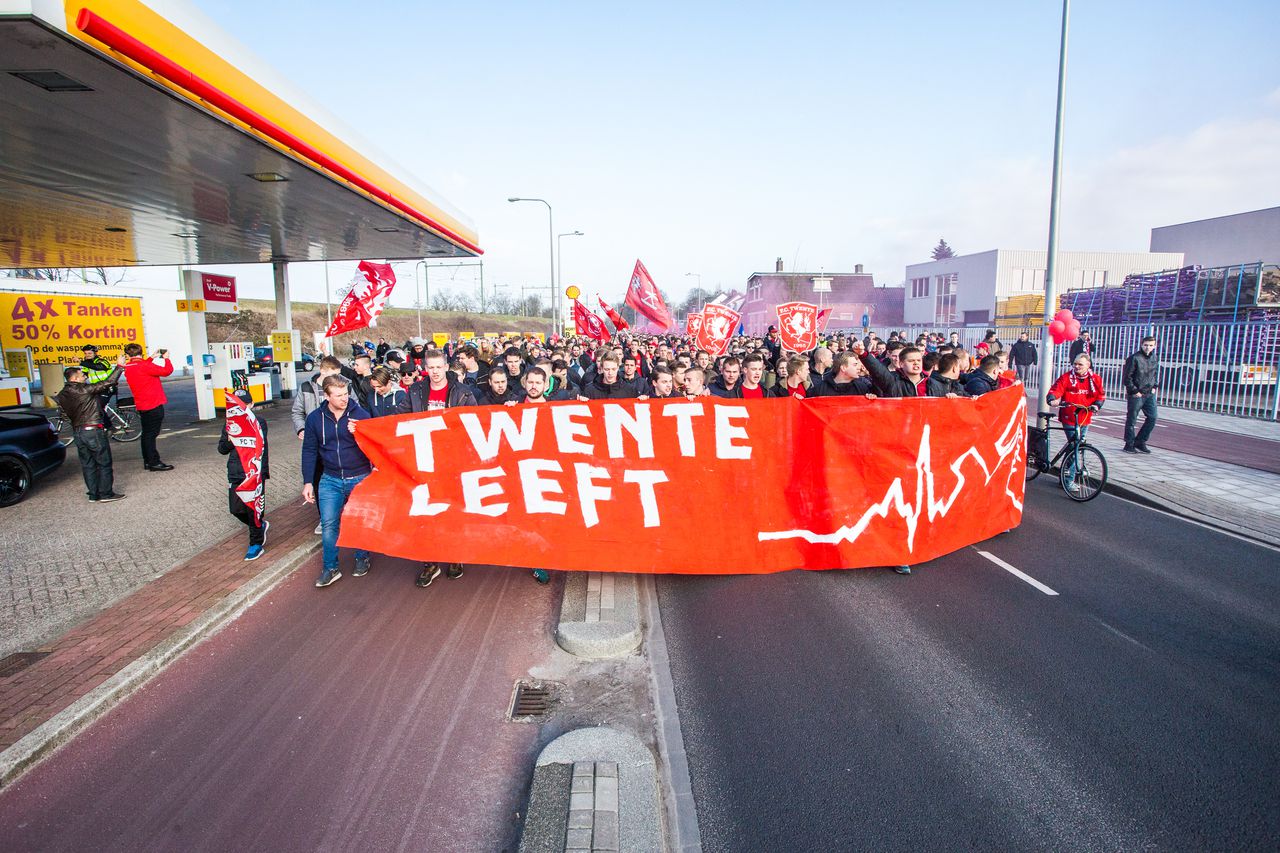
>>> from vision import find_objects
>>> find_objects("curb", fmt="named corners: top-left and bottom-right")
top-left (0, 538), bottom-right (319, 788)
top-left (555, 572), bottom-right (642, 659)
top-left (520, 727), bottom-right (663, 853)
top-left (1103, 479), bottom-right (1279, 550)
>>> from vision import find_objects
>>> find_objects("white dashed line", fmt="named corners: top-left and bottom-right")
top-left (976, 550), bottom-right (1059, 596)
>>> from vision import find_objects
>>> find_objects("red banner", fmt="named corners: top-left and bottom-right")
top-left (598, 296), bottom-right (630, 333)
top-left (686, 310), bottom-right (704, 341)
top-left (337, 388), bottom-right (1027, 573)
top-left (625, 259), bottom-right (674, 330)
top-left (776, 301), bottom-right (818, 353)
top-left (325, 261), bottom-right (397, 337)
top-left (223, 391), bottom-right (265, 524)
top-left (817, 307), bottom-right (832, 332)
top-left (573, 299), bottom-right (610, 341)
top-left (696, 303), bottom-right (740, 356)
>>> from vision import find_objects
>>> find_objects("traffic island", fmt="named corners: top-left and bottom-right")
top-left (556, 572), bottom-right (642, 659)
top-left (520, 727), bottom-right (662, 853)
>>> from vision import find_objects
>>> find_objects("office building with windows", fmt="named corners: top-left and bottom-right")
top-left (902, 249), bottom-right (1184, 327)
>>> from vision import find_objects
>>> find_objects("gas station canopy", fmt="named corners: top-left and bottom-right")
top-left (0, 0), bottom-right (481, 270)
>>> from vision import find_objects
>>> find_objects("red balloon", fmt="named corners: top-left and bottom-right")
top-left (1049, 319), bottom-right (1067, 336)
top-left (1066, 319), bottom-right (1081, 339)
top-left (1055, 308), bottom-right (1074, 324)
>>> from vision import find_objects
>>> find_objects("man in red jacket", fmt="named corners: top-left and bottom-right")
top-left (123, 343), bottom-right (174, 471)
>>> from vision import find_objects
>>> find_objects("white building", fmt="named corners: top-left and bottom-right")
top-left (1149, 206), bottom-right (1279, 268)
top-left (902, 249), bottom-right (1184, 326)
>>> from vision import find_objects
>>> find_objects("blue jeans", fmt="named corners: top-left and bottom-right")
top-left (318, 472), bottom-right (370, 571)
top-left (1062, 424), bottom-right (1088, 482)
top-left (1124, 394), bottom-right (1157, 447)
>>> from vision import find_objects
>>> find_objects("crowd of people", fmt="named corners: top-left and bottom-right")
top-left (289, 325), bottom-right (1160, 584)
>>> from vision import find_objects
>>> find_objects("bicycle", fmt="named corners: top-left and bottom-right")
top-left (1025, 403), bottom-right (1108, 502)
top-left (48, 396), bottom-right (142, 446)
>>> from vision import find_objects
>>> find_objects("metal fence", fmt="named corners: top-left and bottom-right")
top-left (882, 320), bottom-right (1280, 421)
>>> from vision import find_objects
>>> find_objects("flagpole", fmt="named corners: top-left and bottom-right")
top-left (323, 261), bottom-right (332, 356)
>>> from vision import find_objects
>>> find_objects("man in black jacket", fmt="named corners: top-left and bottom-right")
top-left (964, 355), bottom-right (1001, 397)
top-left (406, 350), bottom-right (476, 587)
top-left (707, 357), bottom-right (742, 398)
top-left (1068, 330), bottom-right (1094, 362)
top-left (475, 367), bottom-right (521, 406)
top-left (219, 389), bottom-right (271, 560)
top-left (54, 355), bottom-right (128, 503)
top-left (1009, 332), bottom-right (1038, 385)
top-left (579, 355), bottom-right (636, 399)
top-left (855, 341), bottom-right (927, 398)
top-left (809, 351), bottom-right (874, 397)
top-left (926, 353), bottom-right (970, 397)
top-left (1122, 336), bottom-right (1160, 453)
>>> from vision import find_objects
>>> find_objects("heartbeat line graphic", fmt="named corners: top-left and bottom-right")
top-left (758, 396), bottom-right (1026, 553)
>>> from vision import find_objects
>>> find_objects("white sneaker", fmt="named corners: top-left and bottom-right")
top-left (314, 522), bottom-right (323, 535)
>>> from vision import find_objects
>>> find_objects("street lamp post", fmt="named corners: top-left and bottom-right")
top-left (685, 272), bottom-right (703, 312)
top-left (508, 197), bottom-right (556, 337)
top-left (557, 230), bottom-right (584, 318)
top-left (413, 260), bottom-right (427, 339)
top-left (1039, 0), bottom-right (1071, 408)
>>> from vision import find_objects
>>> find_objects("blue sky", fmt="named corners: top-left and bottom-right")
top-left (131, 0), bottom-right (1280, 306)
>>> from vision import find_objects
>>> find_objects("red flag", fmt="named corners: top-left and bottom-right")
top-left (598, 296), bottom-right (630, 333)
top-left (625, 260), bottom-right (674, 329)
top-left (325, 260), bottom-right (398, 337)
top-left (223, 391), bottom-right (265, 525)
top-left (696, 303), bottom-right (740, 356)
top-left (817, 308), bottom-right (832, 332)
top-left (776, 301), bottom-right (819, 353)
top-left (685, 310), bottom-right (704, 341)
top-left (573, 299), bottom-right (610, 341)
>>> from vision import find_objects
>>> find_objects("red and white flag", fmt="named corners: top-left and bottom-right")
top-left (325, 260), bottom-right (398, 337)
top-left (625, 260), bottom-right (674, 330)
top-left (223, 391), bottom-right (265, 525)
top-left (817, 308), bottom-right (832, 333)
top-left (598, 296), bottom-right (630, 333)
top-left (696, 303), bottom-right (740, 356)
top-left (685, 310), bottom-right (704, 340)
top-left (776, 301), bottom-right (819, 353)
top-left (573, 299), bottom-right (610, 341)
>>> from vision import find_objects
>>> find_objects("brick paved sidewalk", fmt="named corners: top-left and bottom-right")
top-left (0, 498), bottom-right (316, 761)
top-left (1, 390), bottom-right (303, 659)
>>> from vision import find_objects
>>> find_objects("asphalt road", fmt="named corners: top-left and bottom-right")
top-left (658, 482), bottom-right (1280, 851)
top-left (0, 558), bottom-right (562, 853)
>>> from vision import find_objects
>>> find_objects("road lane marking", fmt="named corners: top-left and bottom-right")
top-left (159, 428), bottom-right (199, 438)
top-left (976, 550), bottom-right (1059, 596)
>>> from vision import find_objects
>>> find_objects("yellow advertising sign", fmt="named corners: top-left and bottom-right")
top-left (459, 332), bottom-right (475, 341)
top-left (191, 299), bottom-right (206, 312)
top-left (0, 291), bottom-right (145, 365)
top-left (270, 331), bottom-right (294, 362)
top-left (176, 299), bottom-right (189, 312)
top-left (530, 332), bottom-right (546, 343)
top-left (432, 333), bottom-right (450, 348)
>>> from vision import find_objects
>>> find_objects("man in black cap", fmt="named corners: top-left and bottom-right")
top-left (79, 343), bottom-right (116, 417)
top-left (763, 325), bottom-right (782, 364)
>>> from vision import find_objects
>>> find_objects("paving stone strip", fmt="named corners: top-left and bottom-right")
top-left (0, 499), bottom-right (318, 776)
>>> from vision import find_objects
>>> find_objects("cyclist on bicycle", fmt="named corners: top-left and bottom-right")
top-left (1047, 354), bottom-right (1105, 490)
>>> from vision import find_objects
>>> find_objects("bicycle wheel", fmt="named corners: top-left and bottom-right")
top-left (108, 407), bottom-right (142, 442)
top-left (48, 414), bottom-right (74, 447)
top-left (1024, 452), bottom-right (1043, 481)
top-left (1059, 443), bottom-right (1107, 502)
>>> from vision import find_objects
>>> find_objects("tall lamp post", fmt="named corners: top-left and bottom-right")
top-left (508, 197), bottom-right (556, 337)
top-left (1038, 0), bottom-right (1071, 408)
top-left (413, 259), bottom-right (427, 339)
top-left (558, 230), bottom-right (584, 323)
top-left (685, 272), bottom-right (703, 310)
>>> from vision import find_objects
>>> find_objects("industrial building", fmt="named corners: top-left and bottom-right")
top-left (902, 250), bottom-right (1184, 327)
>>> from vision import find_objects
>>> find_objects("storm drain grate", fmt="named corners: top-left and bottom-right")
top-left (0, 651), bottom-right (50, 679)
top-left (510, 681), bottom-right (554, 721)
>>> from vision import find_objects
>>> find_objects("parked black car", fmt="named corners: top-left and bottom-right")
top-left (0, 410), bottom-right (66, 507)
